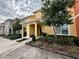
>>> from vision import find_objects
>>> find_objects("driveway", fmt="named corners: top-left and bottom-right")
top-left (0, 37), bottom-right (73, 59)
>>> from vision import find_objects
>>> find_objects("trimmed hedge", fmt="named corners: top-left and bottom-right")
top-left (1, 34), bottom-right (21, 40)
top-left (10, 34), bottom-right (21, 40)
top-left (74, 39), bottom-right (79, 46)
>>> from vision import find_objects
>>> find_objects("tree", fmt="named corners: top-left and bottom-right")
top-left (12, 18), bottom-right (22, 34)
top-left (42, 0), bottom-right (75, 41)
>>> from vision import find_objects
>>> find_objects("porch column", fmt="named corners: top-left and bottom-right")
top-left (27, 24), bottom-right (30, 38)
top-left (11, 28), bottom-right (13, 34)
top-left (22, 25), bottom-right (24, 38)
top-left (35, 23), bottom-right (37, 37)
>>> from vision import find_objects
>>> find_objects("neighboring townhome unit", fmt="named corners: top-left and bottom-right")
top-left (4, 19), bottom-right (13, 35)
top-left (21, 0), bottom-right (79, 38)
top-left (0, 23), bottom-right (4, 35)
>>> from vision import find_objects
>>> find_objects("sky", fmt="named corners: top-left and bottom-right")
top-left (0, 0), bottom-right (42, 23)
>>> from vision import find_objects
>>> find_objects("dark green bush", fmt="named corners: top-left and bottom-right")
top-left (38, 35), bottom-right (79, 46)
top-left (10, 34), bottom-right (21, 40)
top-left (46, 36), bottom-right (55, 43)
top-left (74, 38), bottom-right (79, 46)
top-left (38, 36), bottom-right (47, 42)
top-left (38, 32), bottom-right (47, 42)
top-left (56, 39), bottom-right (64, 45)
top-left (56, 36), bottom-right (75, 45)
top-left (0, 34), bottom-right (21, 40)
top-left (1, 34), bottom-right (11, 39)
top-left (40, 32), bottom-right (47, 37)
top-left (53, 35), bottom-right (76, 45)
top-left (38, 35), bottom-right (55, 43)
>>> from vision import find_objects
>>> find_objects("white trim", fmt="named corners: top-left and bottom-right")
top-left (56, 34), bottom-right (70, 36)
top-left (68, 25), bottom-right (71, 35)
top-left (22, 25), bottom-right (24, 38)
top-left (56, 24), bottom-right (70, 35)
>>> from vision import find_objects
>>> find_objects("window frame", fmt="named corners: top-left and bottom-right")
top-left (56, 24), bottom-right (70, 35)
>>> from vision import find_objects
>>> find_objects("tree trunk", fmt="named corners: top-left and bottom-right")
top-left (52, 26), bottom-right (58, 42)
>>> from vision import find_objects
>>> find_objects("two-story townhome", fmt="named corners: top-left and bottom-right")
top-left (21, 11), bottom-right (42, 38)
top-left (0, 23), bottom-right (5, 35)
top-left (21, 0), bottom-right (79, 38)
top-left (4, 19), bottom-right (13, 35)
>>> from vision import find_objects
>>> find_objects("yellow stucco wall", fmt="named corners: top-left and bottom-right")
top-left (30, 24), bottom-right (35, 36)
top-left (25, 16), bottom-right (36, 23)
top-left (42, 26), bottom-right (55, 35)
top-left (22, 9), bottom-right (77, 37)
top-left (24, 10), bottom-right (42, 24)
top-left (33, 10), bottom-right (42, 20)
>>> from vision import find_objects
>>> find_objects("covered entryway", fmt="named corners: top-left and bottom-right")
top-left (22, 22), bottom-right (42, 38)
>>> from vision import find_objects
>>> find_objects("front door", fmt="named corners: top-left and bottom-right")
top-left (23, 27), bottom-right (27, 36)
top-left (9, 29), bottom-right (11, 35)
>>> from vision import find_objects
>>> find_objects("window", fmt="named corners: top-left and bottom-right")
top-left (56, 24), bottom-right (69, 35)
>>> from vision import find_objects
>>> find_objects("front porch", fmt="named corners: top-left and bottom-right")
top-left (22, 22), bottom-right (42, 38)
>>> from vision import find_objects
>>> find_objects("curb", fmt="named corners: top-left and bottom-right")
top-left (26, 44), bottom-right (79, 59)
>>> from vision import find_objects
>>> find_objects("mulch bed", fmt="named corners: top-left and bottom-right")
top-left (26, 40), bottom-right (79, 59)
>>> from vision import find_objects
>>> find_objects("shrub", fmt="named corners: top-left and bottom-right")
top-left (73, 38), bottom-right (79, 46)
top-left (40, 32), bottom-right (47, 37)
top-left (38, 34), bottom-right (55, 43)
top-left (45, 35), bottom-right (55, 43)
top-left (2, 34), bottom-right (11, 39)
top-left (38, 36), bottom-right (47, 42)
top-left (38, 32), bottom-right (47, 42)
top-left (10, 34), bottom-right (21, 40)
top-left (48, 35), bottom-right (77, 45)
top-left (0, 34), bottom-right (21, 40)
top-left (57, 39), bottom-right (64, 45)
top-left (56, 35), bottom-right (76, 45)
top-left (38, 34), bottom-right (79, 46)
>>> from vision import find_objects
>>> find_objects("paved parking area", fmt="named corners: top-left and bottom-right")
top-left (0, 45), bottom-right (73, 59)
top-left (0, 37), bottom-right (73, 59)
top-left (0, 37), bottom-right (17, 52)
